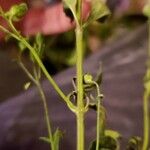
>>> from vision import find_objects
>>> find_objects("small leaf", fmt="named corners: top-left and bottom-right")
top-left (62, 0), bottom-right (77, 20)
top-left (84, 0), bottom-right (110, 27)
top-left (63, 0), bottom-right (76, 9)
top-left (53, 129), bottom-right (63, 150)
top-left (34, 33), bottom-right (44, 58)
top-left (126, 136), bottom-right (142, 150)
top-left (39, 136), bottom-right (51, 144)
top-left (88, 136), bottom-right (119, 150)
top-left (24, 82), bottom-right (31, 90)
top-left (18, 42), bottom-right (26, 52)
top-left (105, 130), bottom-right (121, 140)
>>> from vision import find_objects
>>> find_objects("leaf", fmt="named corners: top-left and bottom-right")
top-left (63, 0), bottom-right (77, 9)
top-left (53, 129), bottom-right (63, 150)
top-left (126, 136), bottom-right (142, 150)
top-left (105, 130), bottom-right (121, 140)
top-left (24, 82), bottom-right (31, 90)
top-left (39, 136), bottom-right (51, 144)
top-left (35, 33), bottom-right (44, 58)
top-left (84, 0), bottom-right (110, 27)
top-left (62, 0), bottom-right (77, 20)
top-left (88, 136), bottom-right (119, 150)
top-left (18, 42), bottom-right (26, 52)
top-left (88, 129), bottom-right (121, 150)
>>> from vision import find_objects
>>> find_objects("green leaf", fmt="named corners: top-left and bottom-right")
top-left (34, 33), bottom-right (44, 58)
top-left (24, 82), bottom-right (31, 90)
top-left (62, 0), bottom-right (77, 20)
top-left (105, 130), bottom-right (121, 140)
top-left (5, 3), bottom-right (28, 22)
top-left (88, 129), bottom-right (121, 150)
top-left (53, 129), bottom-right (63, 150)
top-left (63, 0), bottom-right (76, 9)
top-left (18, 41), bottom-right (26, 52)
top-left (39, 136), bottom-right (51, 144)
top-left (88, 136), bottom-right (119, 150)
top-left (126, 136), bottom-right (142, 150)
top-left (30, 33), bottom-right (44, 62)
top-left (84, 0), bottom-right (110, 27)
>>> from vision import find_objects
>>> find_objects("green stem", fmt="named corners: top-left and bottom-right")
top-left (76, 25), bottom-right (85, 150)
top-left (142, 17), bottom-right (150, 150)
top-left (19, 61), bottom-right (54, 150)
top-left (142, 90), bottom-right (150, 150)
top-left (22, 39), bottom-right (67, 100)
top-left (0, 23), bottom-right (67, 103)
top-left (95, 82), bottom-right (104, 150)
top-left (36, 80), bottom-right (55, 150)
top-left (76, 0), bottom-right (82, 25)
top-left (75, 0), bottom-right (85, 149)
top-left (96, 97), bottom-right (101, 150)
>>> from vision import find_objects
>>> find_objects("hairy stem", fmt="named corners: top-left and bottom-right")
top-left (76, 26), bottom-right (85, 150)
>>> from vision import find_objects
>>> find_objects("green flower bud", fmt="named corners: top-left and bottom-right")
top-left (6, 3), bottom-right (28, 21)
top-left (84, 74), bottom-right (93, 84)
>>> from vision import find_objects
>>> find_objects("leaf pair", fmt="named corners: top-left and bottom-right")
top-left (63, 0), bottom-right (110, 27)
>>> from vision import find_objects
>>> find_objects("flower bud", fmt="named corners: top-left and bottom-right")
top-left (6, 3), bottom-right (28, 21)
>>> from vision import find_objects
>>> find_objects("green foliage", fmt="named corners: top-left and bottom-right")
top-left (126, 136), bottom-right (142, 150)
top-left (34, 33), bottom-right (44, 58)
top-left (84, 0), bottom-right (110, 27)
top-left (24, 82), bottom-right (31, 90)
top-left (63, 0), bottom-right (77, 21)
top-left (105, 130), bottom-right (121, 141)
top-left (53, 129), bottom-right (63, 150)
top-left (89, 135), bottom-right (120, 150)
top-left (1, 1), bottom-right (148, 150)
top-left (5, 3), bottom-right (28, 21)
top-left (40, 129), bottom-right (62, 150)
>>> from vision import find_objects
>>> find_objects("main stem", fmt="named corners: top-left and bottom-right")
top-left (75, 0), bottom-right (85, 149)
top-left (76, 26), bottom-right (85, 150)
